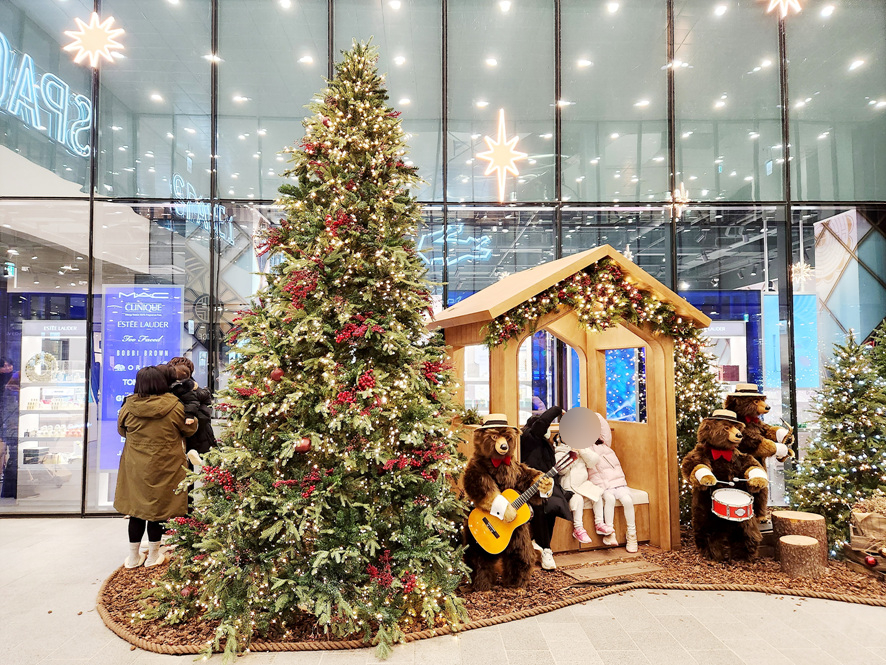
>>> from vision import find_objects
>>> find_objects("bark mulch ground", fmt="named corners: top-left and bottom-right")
top-left (100, 534), bottom-right (886, 649)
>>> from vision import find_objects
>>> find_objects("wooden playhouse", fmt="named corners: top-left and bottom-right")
top-left (428, 245), bottom-right (710, 552)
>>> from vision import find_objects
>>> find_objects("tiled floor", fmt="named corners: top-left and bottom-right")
top-left (1, 518), bottom-right (885, 664)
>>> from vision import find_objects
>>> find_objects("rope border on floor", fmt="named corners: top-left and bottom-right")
top-left (96, 568), bottom-right (886, 656)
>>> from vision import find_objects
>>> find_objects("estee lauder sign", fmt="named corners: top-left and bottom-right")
top-left (0, 31), bottom-right (92, 157)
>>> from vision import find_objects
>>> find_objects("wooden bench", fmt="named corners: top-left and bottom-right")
top-left (551, 488), bottom-right (651, 552)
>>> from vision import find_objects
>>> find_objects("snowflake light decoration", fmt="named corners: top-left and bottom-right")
top-left (670, 181), bottom-right (690, 219)
top-left (766, 0), bottom-right (802, 18)
top-left (63, 13), bottom-right (125, 68)
top-left (791, 260), bottom-right (814, 288)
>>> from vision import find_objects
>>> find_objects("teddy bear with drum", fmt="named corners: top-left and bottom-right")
top-left (681, 409), bottom-right (769, 561)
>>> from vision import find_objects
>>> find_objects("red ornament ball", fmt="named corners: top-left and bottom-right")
top-left (270, 367), bottom-right (285, 382)
top-left (864, 555), bottom-right (877, 567)
top-left (294, 437), bottom-right (311, 453)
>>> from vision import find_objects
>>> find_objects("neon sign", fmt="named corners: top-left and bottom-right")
top-left (171, 174), bottom-right (236, 246)
top-left (0, 31), bottom-right (92, 157)
top-left (417, 224), bottom-right (492, 267)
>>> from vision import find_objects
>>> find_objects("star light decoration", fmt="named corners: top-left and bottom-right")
top-left (766, 0), bottom-right (802, 18)
top-left (477, 108), bottom-right (527, 203)
top-left (63, 12), bottom-right (125, 68)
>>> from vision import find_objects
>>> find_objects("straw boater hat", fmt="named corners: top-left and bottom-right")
top-left (728, 383), bottom-right (765, 397)
top-left (705, 408), bottom-right (744, 425)
top-left (478, 413), bottom-right (520, 431)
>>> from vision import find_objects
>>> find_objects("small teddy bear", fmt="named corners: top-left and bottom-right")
top-left (463, 414), bottom-right (554, 590)
top-left (724, 383), bottom-right (793, 521)
top-left (681, 409), bottom-right (769, 562)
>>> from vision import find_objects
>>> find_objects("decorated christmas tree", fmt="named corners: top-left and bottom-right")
top-left (869, 319), bottom-right (886, 373)
top-left (675, 329), bottom-right (723, 523)
top-left (788, 331), bottom-right (886, 551)
top-left (146, 42), bottom-right (468, 658)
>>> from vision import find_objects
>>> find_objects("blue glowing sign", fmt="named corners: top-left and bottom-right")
top-left (0, 31), bottom-right (92, 157)
top-left (171, 173), bottom-right (236, 246)
top-left (417, 224), bottom-right (492, 267)
top-left (99, 285), bottom-right (183, 470)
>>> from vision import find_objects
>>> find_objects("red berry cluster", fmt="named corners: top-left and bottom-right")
top-left (334, 313), bottom-right (384, 344)
top-left (422, 361), bottom-right (446, 385)
top-left (203, 466), bottom-right (242, 495)
top-left (334, 390), bottom-right (356, 406)
top-left (421, 469), bottom-right (439, 482)
top-left (367, 550), bottom-right (394, 588)
top-left (381, 443), bottom-right (449, 473)
top-left (235, 387), bottom-right (261, 398)
top-left (170, 516), bottom-right (208, 533)
top-left (255, 227), bottom-right (284, 257)
top-left (301, 139), bottom-right (320, 155)
top-left (193, 554), bottom-right (206, 561)
top-left (272, 479), bottom-right (299, 489)
top-left (386, 111), bottom-right (402, 118)
top-left (356, 369), bottom-right (376, 390)
top-left (282, 269), bottom-right (318, 309)
top-left (325, 210), bottom-right (359, 238)
top-left (401, 571), bottom-right (417, 594)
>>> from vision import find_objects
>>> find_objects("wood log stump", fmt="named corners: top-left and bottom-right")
top-left (779, 535), bottom-right (825, 579)
top-left (772, 510), bottom-right (828, 565)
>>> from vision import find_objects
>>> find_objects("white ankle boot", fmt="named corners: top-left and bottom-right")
top-left (626, 526), bottom-right (638, 553)
top-left (145, 541), bottom-right (167, 567)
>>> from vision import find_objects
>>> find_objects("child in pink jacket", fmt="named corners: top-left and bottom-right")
top-left (587, 413), bottom-right (638, 553)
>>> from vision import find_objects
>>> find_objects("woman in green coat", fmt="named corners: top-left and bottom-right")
top-left (114, 365), bottom-right (198, 568)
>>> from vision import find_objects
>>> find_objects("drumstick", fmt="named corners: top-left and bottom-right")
top-left (714, 479), bottom-right (735, 486)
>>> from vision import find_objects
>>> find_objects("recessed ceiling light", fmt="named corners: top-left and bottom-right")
top-left (475, 100), bottom-right (489, 108)
top-left (849, 59), bottom-right (865, 71)
top-left (715, 4), bottom-right (727, 16)
top-left (203, 53), bottom-right (221, 63)
top-left (279, 0), bottom-right (292, 8)
top-left (714, 100), bottom-right (726, 108)
top-left (389, 0), bottom-right (401, 9)
top-left (298, 55), bottom-right (313, 64)
top-left (499, 1), bottom-right (511, 12)
top-left (485, 58), bottom-right (498, 67)
top-left (634, 100), bottom-right (649, 107)
top-left (184, 127), bottom-right (196, 134)
top-left (166, 132), bottom-right (174, 139)
top-left (394, 55), bottom-right (406, 66)
top-left (610, 132), bottom-right (619, 139)
top-left (398, 98), bottom-right (411, 105)
top-left (150, 93), bottom-right (163, 102)
top-left (820, 4), bottom-right (835, 17)
top-left (577, 59), bottom-right (593, 67)
top-left (607, 2), bottom-right (620, 13)
top-left (233, 95), bottom-right (251, 102)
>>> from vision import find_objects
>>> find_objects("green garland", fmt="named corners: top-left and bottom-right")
top-left (484, 258), bottom-right (700, 350)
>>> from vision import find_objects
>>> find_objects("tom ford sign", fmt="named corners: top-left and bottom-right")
top-left (0, 31), bottom-right (92, 157)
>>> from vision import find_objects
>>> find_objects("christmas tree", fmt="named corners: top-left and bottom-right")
top-left (145, 42), bottom-right (468, 659)
top-left (675, 329), bottom-right (723, 523)
top-left (869, 319), bottom-right (886, 373)
top-left (788, 331), bottom-right (886, 551)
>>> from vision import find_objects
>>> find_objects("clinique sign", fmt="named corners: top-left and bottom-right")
top-left (0, 30), bottom-right (92, 157)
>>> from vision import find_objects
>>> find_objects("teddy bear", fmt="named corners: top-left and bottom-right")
top-left (463, 414), bottom-right (554, 591)
top-left (680, 409), bottom-right (769, 562)
top-left (724, 383), bottom-right (793, 521)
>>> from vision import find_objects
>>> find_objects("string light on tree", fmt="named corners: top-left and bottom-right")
top-left (477, 108), bottom-right (527, 203)
top-left (63, 12), bottom-right (125, 68)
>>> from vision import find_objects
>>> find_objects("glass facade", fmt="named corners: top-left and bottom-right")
top-left (1, 0), bottom-right (885, 513)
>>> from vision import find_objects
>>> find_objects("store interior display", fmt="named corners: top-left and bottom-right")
top-left (14, 320), bottom-right (86, 501)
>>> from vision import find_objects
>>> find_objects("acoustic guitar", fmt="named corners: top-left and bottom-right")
top-left (468, 451), bottom-right (577, 554)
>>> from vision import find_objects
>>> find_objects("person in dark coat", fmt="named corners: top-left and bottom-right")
top-left (164, 359), bottom-right (215, 459)
top-left (520, 405), bottom-right (572, 570)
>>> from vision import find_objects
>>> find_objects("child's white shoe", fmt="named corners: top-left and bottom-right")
top-left (626, 527), bottom-right (639, 553)
top-left (540, 548), bottom-right (556, 570)
top-left (602, 533), bottom-right (618, 547)
top-left (124, 551), bottom-right (147, 568)
top-left (186, 449), bottom-right (204, 468)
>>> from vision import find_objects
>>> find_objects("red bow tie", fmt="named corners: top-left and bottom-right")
top-left (712, 449), bottom-right (733, 462)
top-left (742, 415), bottom-right (760, 424)
top-left (491, 456), bottom-right (512, 468)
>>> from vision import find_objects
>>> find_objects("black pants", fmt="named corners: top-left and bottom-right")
top-left (128, 517), bottom-right (164, 543)
top-left (530, 509), bottom-right (559, 550)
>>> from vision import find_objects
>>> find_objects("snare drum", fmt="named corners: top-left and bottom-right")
top-left (711, 488), bottom-right (754, 522)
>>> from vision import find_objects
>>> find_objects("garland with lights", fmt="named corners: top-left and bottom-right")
top-left (483, 259), bottom-right (699, 350)
top-left (141, 42), bottom-right (469, 660)
top-left (787, 330), bottom-right (886, 553)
